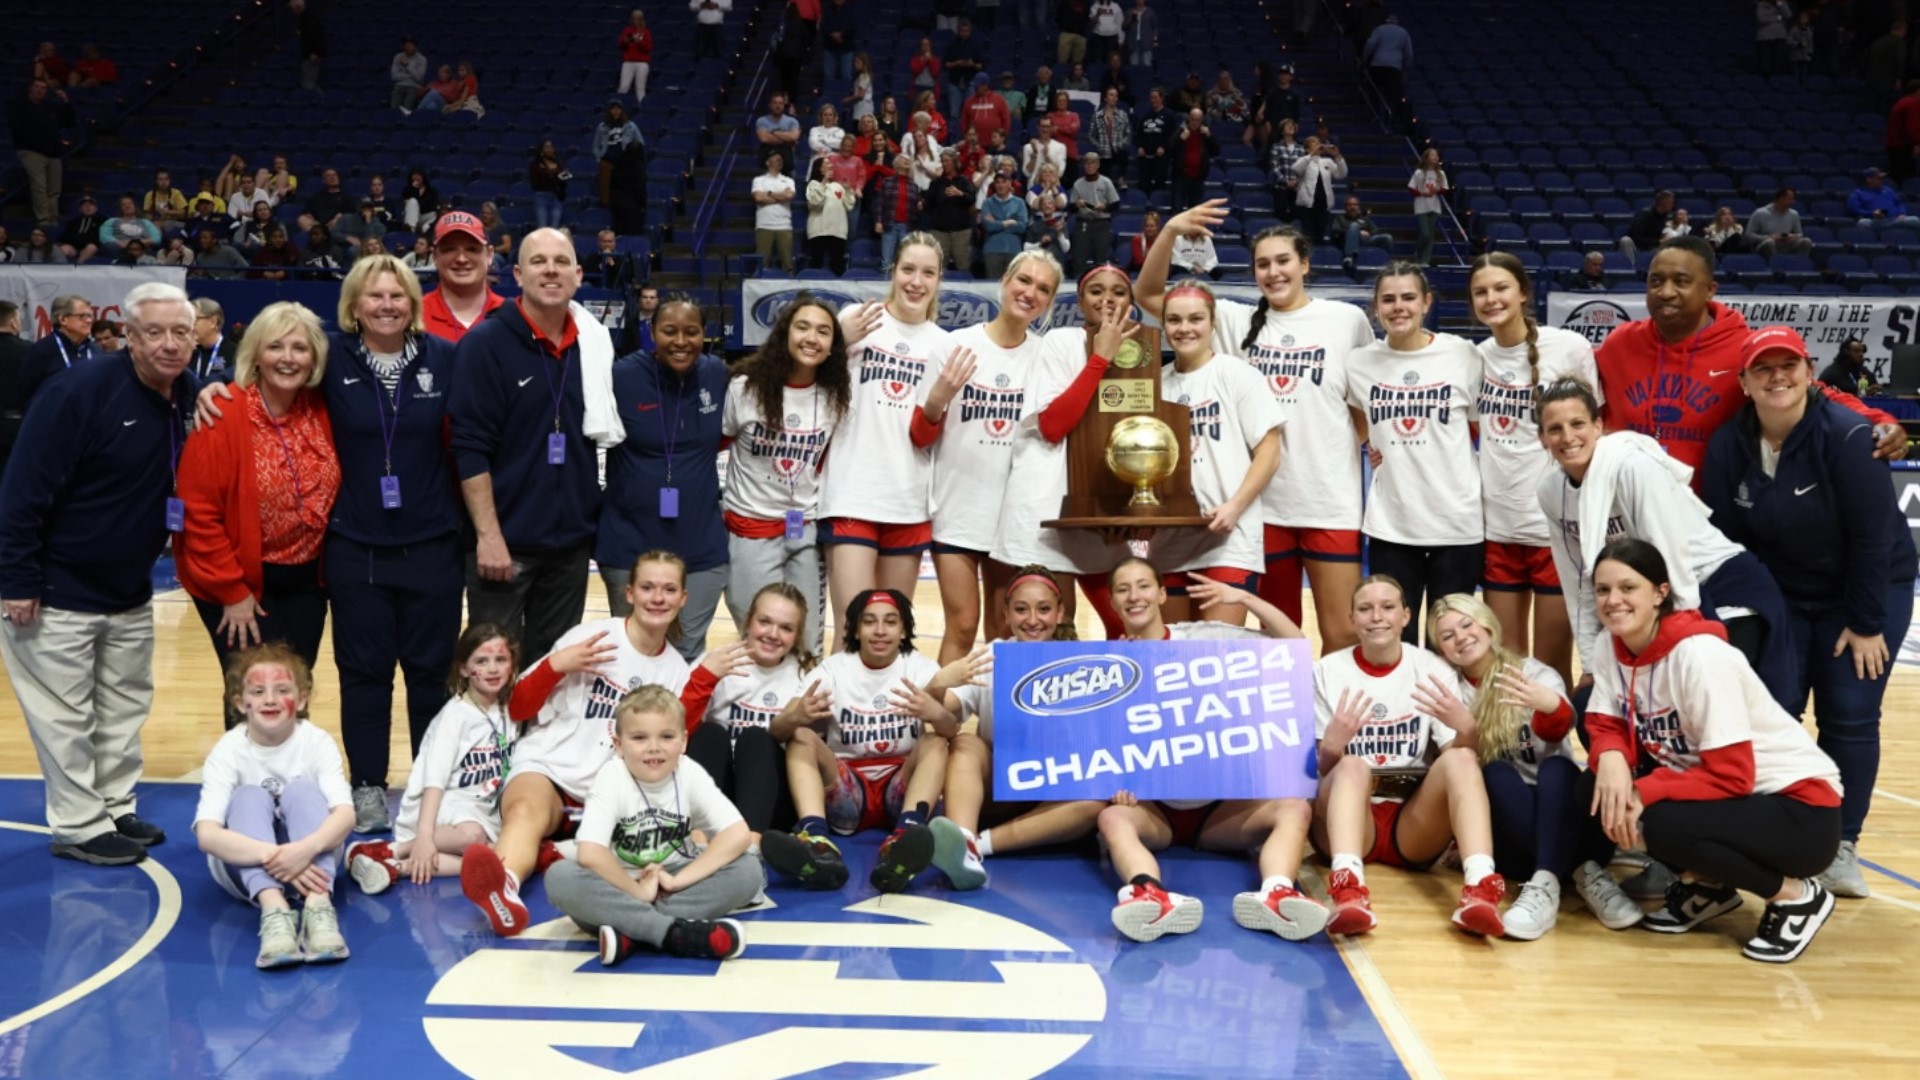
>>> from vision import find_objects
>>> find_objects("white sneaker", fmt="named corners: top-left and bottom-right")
top-left (256, 908), bottom-right (303, 969)
top-left (929, 816), bottom-right (988, 890)
top-left (1501, 871), bottom-right (1560, 940)
top-left (1816, 840), bottom-right (1869, 899)
top-left (351, 784), bottom-right (391, 833)
top-left (1573, 860), bottom-right (1645, 930)
top-left (300, 893), bottom-right (350, 962)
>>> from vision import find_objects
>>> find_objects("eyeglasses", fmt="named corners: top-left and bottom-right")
top-left (134, 326), bottom-right (196, 345)
top-left (62, 311), bottom-right (96, 323)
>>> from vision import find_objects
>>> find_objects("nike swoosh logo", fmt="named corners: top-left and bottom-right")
top-left (342, 377), bottom-right (361, 384)
top-left (1785, 914), bottom-right (1811, 936)
top-left (122, 419), bottom-right (137, 427)
top-left (1795, 484), bottom-right (1817, 495)
top-left (518, 376), bottom-right (535, 387)
top-left (1708, 369), bottom-right (1736, 377)
top-left (635, 403), bottom-right (660, 412)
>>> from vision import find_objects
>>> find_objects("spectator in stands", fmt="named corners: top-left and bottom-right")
top-left (1889, 80), bottom-right (1920, 184)
top-left (846, 53), bottom-right (875, 121)
top-left (876, 94), bottom-right (904, 146)
top-left (907, 110), bottom-right (946, 190)
top-left (411, 64), bottom-right (458, 113)
top-left (0, 227), bottom-right (14, 262)
top-left (299, 168), bottom-right (352, 234)
top-left (91, 320), bottom-right (125, 355)
top-left (101, 196), bottom-right (161, 255)
top-left (188, 300), bottom-right (234, 382)
top-left (692, 0), bottom-right (733, 61)
top-left (1027, 161), bottom-right (1066, 213)
top-left (1136, 88), bottom-right (1176, 196)
top-left (1619, 189), bottom-right (1675, 261)
top-left (142, 170), bottom-right (189, 228)
top-left (808, 103), bottom-right (846, 163)
top-left (402, 168), bottom-right (440, 231)
top-left (402, 234), bottom-right (435, 275)
top-left (159, 235), bottom-right (195, 269)
top-left (771, 0), bottom-right (815, 100)
top-left (617, 9), bottom-right (654, 107)
top-left (1788, 9), bottom-right (1815, 78)
top-left (291, 0), bottom-right (327, 92)
top-left (1126, 0), bottom-right (1158, 66)
top-left (235, 202), bottom-right (277, 250)
top-left (963, 74), bottom-right (1012, 145)
top-left (1058, 0), bottom-right (1091, 67)
top-left (72, 44), bottom-right (117, 87)
top-left (1089, 87), bottom-right (1133, 187)
top-left (753, 152), bottom-right (797, 272)
top-left (29, 43), bottom-right (69, 86)
top-left (472, 202), bottom-right (510, 268)
top-left (587, 229), bottom-right (634, 290)
top-left (935, 0), bottom-right (965, 33)
top-left (451, 229), bottom-right (610, 667)
top-left (1248, 64), bottom-right (1299, 152)
top-left (263, 155), bottom-right (299, 201)
top-left (1171, 227), bottom-right (1222, 280)
top-left (0, 281), bottom-right (195, 868)
top-left (1291, 134), bottom-right (1345, 242)
top-left (0, 302), bottom-right (25, 472)
top-left (214, 155), bottom-right (249, 202)
top-left (1756, 0), bottom-right (1792, 75)
top-left (1362, 14), bottom-right (1412, 128)
top-left (190, 176), bottom-right (228, 215)
top-left (302, 226), bottom-right (343, 278)
top-left (911, 37), bottom-right (943, 103)
top-left (944, 22), bottom-right (987, 124)
top-left (1099, 53), bottom-right (1135, 109)
top-left (529, 140), bottom-right (568, 230)
top-left (1048, 91), bottom-right (1083, 159)
top-left (1820, 337), bottom-right (1879, 396)
top-left (59, 194), bottom-right (102, 264)
top-left (336, 199), bottom-right (389, 265)
top-left (1028, 192), bottom-right (1069, 260)
top-left (1203, 69), bottom-right (1248, 123)
top-left (10, 79), bottom-right (76, 224)
top-left (1705, 205), bottom-right (1752, 254)
top-left (755, 92), bottom-right (803, 167)
top-left (1748, 187), bottom-right (1814, 257)
top-left (251, 226), bottom-right (299, 281)
top-left (1562, 250), bottom-right (1610, 291)
top-left (1023, 116), bottom-right (1068, 187)
top-left (926, 151), bottom-right (977, 270)
top-left (1028, 65), bottom-right (1059, 123)
top-left (390, 38), bottom-right (428, 111)
top-left (1661, 207), bottom-right (1694, 240)
top-left (1063, 62), bottom-right (1093, 92)
top-left (829, 133), bottom-right (868, 201)
top-left (1339, 194), bottom-right (1392, 270)
top-left (870, 152), bottom-right (913, 270)
top-left (631, 286), bottom-right (660, 355)
top-left (1171, 72), bottom-right (1204, 113)
top-left (1848, 167), bottom-right (1920, 227)
top-left (1071, 152), bottom-right (1120, 272)
top-left (363, 175), bottom-right (397, 227)
top-left (1084, 0), bottom-right (1121, 67)
top-left (1171, 107), bottom-right (1219, 215)
top-left (1127, 209), bottom-right (1161, 269)
top-left (185, 196), bottom-right (234, 244)
top-left (16, 295), bottom-right (94, 412)
top-left (1866, 21), bottom-right (1906, 108)
top-left (806, 158), bottom-right (857, 275)
top-left (228, 172), bottom-right (275, 220)
top-left (445, 61), bottom-right (485, 116)
top-left (820, 0), bottom-right (855, 82)
top-left (981, 172), bottom-right (1030, 278)
top-left (21, 227), bottom-right (59, 264)
top-left (1408, 145), bottom-right (1447, 265)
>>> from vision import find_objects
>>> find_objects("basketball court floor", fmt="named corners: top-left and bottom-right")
top-left (1, 561), bottom-right (1916, 1078)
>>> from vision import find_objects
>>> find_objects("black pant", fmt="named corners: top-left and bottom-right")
top-left (1641, 794), bottom-right (1839, 898)
top-left (1137, 154), bottom-right (1168, 195)
top-left (329, 532), bottom-right (463, 787)
top-left (1369, 65), bottom-right (1404, 128)
top-left (194, 559), bottom-right (329, 729)
top-left (807, 234), bottom-right (847, 275)
top-left (1172, 175), bottom-right (1206, 215)
top-left (1364, 537), bottom-right (1485, 644)
top-left (1485, 757), bottom-right (1610, 882)
top-left (465, 540), bottom-right (592, 669)
top-left (1074, 217), bottom-right (1113, 274)
top-left (694, 22), bottom-right (723, 60)
top-left (688, 722), bottom-right (791, 834)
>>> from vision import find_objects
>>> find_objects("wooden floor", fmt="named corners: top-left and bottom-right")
top-left (3, 577), bottom-right (1918, 1077)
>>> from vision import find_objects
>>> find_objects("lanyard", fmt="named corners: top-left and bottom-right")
top-left (167, 405), bottom-right (184, 494)
top-left (364, 337), bottom-right (414, 475)
top-left (540, 348), bottom-right (570, 434)
top-left (54, 334), bottom-right (86, 368)
top-left (655, 358), bottom-right (687, 485)
top-left (633, 769), bottom-right (693, 862)
top-left (261, 395), bottom-right (308, 515)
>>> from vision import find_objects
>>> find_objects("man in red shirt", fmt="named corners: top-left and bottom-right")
top-left (421, 211), bottom-right (504, 343)
top-left (961, 72), bottom-right (1011, 145)
top-left (1887, 80), bottom-right (1920, 184)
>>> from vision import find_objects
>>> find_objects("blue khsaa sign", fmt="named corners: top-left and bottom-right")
top-left (992, 639), bottom-right (1319, 802)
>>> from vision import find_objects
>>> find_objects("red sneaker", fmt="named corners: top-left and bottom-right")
top-left (460, 845), bottom-right (529, 936)
top-left (1233, 884), bottom-right (1331, 941)
top-left (598, 924), bottom-right (635, 967)
top-left (533, 839), bottom-right (566, 876)
top-left (1110, 881), bottom-right (1205, 942)
top-left (1326, 869), bottom-right (1377, 935)
top-left (1452, 874), bottom-right (1508, 937)
top-left (346, 840), bottom-right (400, 895)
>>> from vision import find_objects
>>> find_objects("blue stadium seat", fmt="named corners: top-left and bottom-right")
top-left (1826, 253), bottom-right (1877, 287)
top-left (1771, 254), bottom-right (1820, 286)
top-left (1528, 222), bottom-right (1572, 251)
top-left (1569, 222), bottom-right (1613, 250)
top-left (1872, 255), bottom-right (1920, 289)
top-left (1720, 252), bottom-right (1773, 286)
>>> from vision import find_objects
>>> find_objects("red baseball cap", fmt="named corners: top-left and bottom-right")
top-left (1741, 325), bottom-right (1810, 371)
top-left (433, 210), bottom-right (487, 247)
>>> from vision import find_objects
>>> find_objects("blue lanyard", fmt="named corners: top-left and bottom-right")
top-left (54, 334), bottom-right (86, 368)
top-left (655, 358), bottom-right (687, 485)
top-left (541, 349), bottom-right (571, 434)
top-left (362, 336), bottom-right (414, 475)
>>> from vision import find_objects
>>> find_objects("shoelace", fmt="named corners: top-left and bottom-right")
top-left (1752, 902), bottom-right (1788, 941)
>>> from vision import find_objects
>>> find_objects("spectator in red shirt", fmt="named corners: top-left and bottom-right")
top-left (71, 44), bottom-right (117, 87)
top-left (1888, 80), bottom-right (1920, 184)
top-left (961, 72), bottom-right (1011, 144)
top-left (30, 43), bottom-right (69, 85)
top-left (1046, 90), bottom-right (1081, 158)
top-left (618, 9), bottom-right (654, 106)
top-left (421, 212), bottom-right (504, 342)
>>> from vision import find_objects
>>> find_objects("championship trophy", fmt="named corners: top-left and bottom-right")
top-left (1043, 328), bottom-right (1209, 528)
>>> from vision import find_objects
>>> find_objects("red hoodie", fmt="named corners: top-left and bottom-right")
top-left (1595, 302), bottom-right (1895, 475)
top-left (1585, 611), bottom-right (1840, 808)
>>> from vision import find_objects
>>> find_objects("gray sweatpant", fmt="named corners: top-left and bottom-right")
top-left (725, 529), bottom-right (826, 656)
top-left (545, 853), bottom-right (765, 947)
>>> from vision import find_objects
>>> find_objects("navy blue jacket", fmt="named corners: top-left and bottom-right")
top-left (326, 331), bottom-right (462, 547)
top-left (15, 331), bottom-right (95, 416)
top-left (449, 301), bottom-right (601, 552)
top-left (0, 354), bottom-right (197, 613)
top-left (596, 351), bottom-right (728, 574)
top-left (1702, 394), bottom-right (1918, 636)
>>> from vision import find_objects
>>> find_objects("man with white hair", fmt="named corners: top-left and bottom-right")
top-left (0, 282), bottom-right (199, 866)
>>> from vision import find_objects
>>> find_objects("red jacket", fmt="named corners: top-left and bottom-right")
top-left (619, 26), bottom-right (653, 63)
top-left (1595, 301), bottom-right (1895, 474)
top-left (173, 388), bottom-right (335, 606)
top-left (1887, 94), bottom-right (1920, 152)
top-left (963, 92), bottom-right (1011, 143)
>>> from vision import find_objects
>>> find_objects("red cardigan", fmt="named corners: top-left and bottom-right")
top-left (173, 387), bottom-right (334, 606)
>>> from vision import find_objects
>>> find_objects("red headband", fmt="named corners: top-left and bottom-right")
top-left (1078, 263), bottom-right (1130, 291)
top-left (1008, 572), bottom-right (1062, 597)
top-left (1165, 283), bottom-right (1213, 305)
top-left (864, 592), bottom-right (901, 610)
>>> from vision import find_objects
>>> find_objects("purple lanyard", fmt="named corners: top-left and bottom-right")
top-left (541, 349), bottom-right (571, 434)
top-left (167, 405), bottom-right (184, 494)
top-left (655, 359), bottom-right (687, 485)
top-left (262, 397), bottom-right (308, 514)
top-left (366, 339), bottom-right (412, 475)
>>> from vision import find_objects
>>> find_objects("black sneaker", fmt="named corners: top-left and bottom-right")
top-left (661, 917), bottom-right (745, 960)
top-left (51, 831), bottom-right (147, 866)
top-left (1641, 879), bottom-right (1743, 934)
top-left (762, 829), bottom-right (850, 891)
top-left (598, 925), bottom-right (635, 967)
top-left (869, 823), bottom-right (934, 894)
top-left (1743, 879), bottom-right (1835, 963)
top-left (113, 813), bottom-right (167, 846)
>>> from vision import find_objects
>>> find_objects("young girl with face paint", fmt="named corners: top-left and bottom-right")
top-left (988, 263), bottom-right (1141, 638)
top-left (762, 589), bottom-right (950, 896)
top-left (820, 234), bottom-right (974, 638)
top-left (459, 550), bottom-right (694, 937)
top-left (932, 250), bottom-right (1065, 664)
top-left (1310, 575), bottom-right (1507, 938)
top-left (1584, 539), bottom-right (1843, 963)
top-left (347, 623), bottom-right (521, 894)
top-left (194, 644), bottom-right (357, 968)
top-left (1344, 264), bottom-right (1486, 645)
top-left (1138, 199), bottom-right (1373, 651)
top-left (1098, 556), bottom-right (1327, 942)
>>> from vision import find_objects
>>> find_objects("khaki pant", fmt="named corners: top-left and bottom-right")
top-left (756, 227), bottom-right (794, 272)
top-left (16, 149), bottom-right (61, 225)
top-left (1, 605), bottom-right (154, 843)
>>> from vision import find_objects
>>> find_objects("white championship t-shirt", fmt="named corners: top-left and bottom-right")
top-left (818, 310), bottom-right (952, 523)
top-left (990, 326), bottom-right (1126, 573)
top-left (396, 695), bottom-right (515, 842)
top-left (1455, 657), bottom-right (1574, 785)
top-left (722, 375), bottom-right (840, 524)
top-left (697, 655), bottom-right (810, 733)
top-left (1214, 297), bottom-right (1374, 530)
top-left (1476, 326), bottom-right (1600, 546)
top-left (513, 618), bottom-right (693, 800)
top-left (1150, 354), bottom-right (1284, 574)
top-left (195, 723), bottom-right (354, 826)
top-left (815, 650), bottom-right (943, 760)
top-left (932, 323), bottom-right (1040, 551)
top-left (1346, 332), bottom-right (1484, 546)
top-left (1313, 645), bottom-right (1459, 772)
top-left (577, 756), bottom-right (743, 872)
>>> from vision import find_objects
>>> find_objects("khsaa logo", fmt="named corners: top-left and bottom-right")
top-left (1013, 655), bottom-right (1142, 715)
top-left (749, 288), bottom-right (864, 330)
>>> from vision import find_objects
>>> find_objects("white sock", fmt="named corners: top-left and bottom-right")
top-left (1260, 874), bottom-right (1294, 894)
top-left (976, 829), bottom-right (994, 858)
top-left (1330, 853), bottom-right (1365, 883)
top-left (505, 869), bottom-right (521, 893)
top-left (1462, 854), bottom-right (1497, 887)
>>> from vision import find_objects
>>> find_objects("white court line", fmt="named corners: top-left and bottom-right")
top-left (1871, 892), bottom-right (1920, 915)
top-left (1301, 868), bottom-right (1444, 1080)
top-left (0, 820), bottom-right (182, 1037)
top-left (1873, 788), bottom-right (1920, 809)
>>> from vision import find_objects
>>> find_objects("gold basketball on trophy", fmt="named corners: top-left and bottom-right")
top-left (1105, 416), bottom-right (1179, 507)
